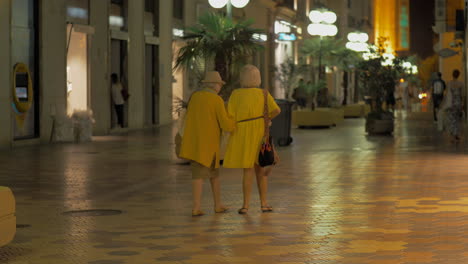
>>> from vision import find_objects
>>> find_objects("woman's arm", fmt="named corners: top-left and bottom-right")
top-left (269, 108), bottom-right (281, 119)
top-left (216, 97), bottom-right (236, 132)
top-left (267, 92), bottom-right (281, 119)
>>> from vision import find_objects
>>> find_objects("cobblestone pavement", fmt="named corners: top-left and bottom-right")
top-left (1, 111), bottom-right (468, 263)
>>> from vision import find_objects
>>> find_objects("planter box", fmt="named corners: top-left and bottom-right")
top-left (316, 107), bottom-right (344, 125)
top-left (366, 118), bottom-right (394, 134)
top-left (0, 187), bottom-right (16, 247)
top-left (292, 109), bottom-right (337, 128)
top-left (343, 103), bottom-right (371, 118)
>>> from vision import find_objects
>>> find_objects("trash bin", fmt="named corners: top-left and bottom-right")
top-left (71, 110), bottom-right (95, 142)
top-left (51, 114), bottom-right (74, 142)
top-left (270, 99), bottom-right (293, 146)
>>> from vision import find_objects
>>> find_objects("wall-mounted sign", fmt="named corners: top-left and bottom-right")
top-left (398, 0), bottom-right (410, 50)
top-left (274, 20), bottom-right (292, 34)
top-left (173, 28), bottom-right (184, 37)
top-left (277, 33), bottom-right (297, 41)
top-left (252, 33), bottom-right (268, 42)
top-left (109, 15), bottom-right (124, 28)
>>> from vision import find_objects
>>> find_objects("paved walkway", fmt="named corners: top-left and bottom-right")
top-left (1, 110), bottom-right (468, 264)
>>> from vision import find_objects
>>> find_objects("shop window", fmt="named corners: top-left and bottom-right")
top-left (145, 0), bottom-right (159, 36)
top-left (173, 0), bottom-right (184, 20)
top-left (67, 0), bottom-right (90, 25)
top-left (110, 0), bottom-right (127, 31)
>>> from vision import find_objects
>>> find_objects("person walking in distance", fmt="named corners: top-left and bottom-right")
top-left (432, 72), bottom-right (446, 121)
top-left (111, 73), bottom-right (125, 128)
top-left (440, 69), bottom-right (465, 142)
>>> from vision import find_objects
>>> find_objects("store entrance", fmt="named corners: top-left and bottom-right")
top-left (111, 39), bottom-right (128, 128)
top-left (66, 24), bottom-right (89, 116)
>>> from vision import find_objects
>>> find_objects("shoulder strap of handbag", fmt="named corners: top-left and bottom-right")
top-left (263, 89), bottom-right (270, 140)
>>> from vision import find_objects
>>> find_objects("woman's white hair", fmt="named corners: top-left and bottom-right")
top-left (240, 64), bottom-right (261, 88)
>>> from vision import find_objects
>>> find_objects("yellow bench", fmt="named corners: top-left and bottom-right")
top-left (292, 108), bottom-right (341, 127)
top-left (0, 187), bottom-right (16, 247)
top-left (343, 103), bottom-right (370, 117)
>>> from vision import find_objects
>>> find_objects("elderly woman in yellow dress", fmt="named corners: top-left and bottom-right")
top-left (223, 65), bottom-right (281, 214)
top-left (179, 71), bottom-right (236, 216)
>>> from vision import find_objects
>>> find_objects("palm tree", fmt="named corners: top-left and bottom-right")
top-left (301, 38), bottom-right (361, 106)
top-left (174, 12), bottom-right (263, 97)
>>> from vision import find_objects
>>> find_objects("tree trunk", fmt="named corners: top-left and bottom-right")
top-left (215, 52), bottom-right (227, 82)
top-left (342, 71), bottom-right (348, 105)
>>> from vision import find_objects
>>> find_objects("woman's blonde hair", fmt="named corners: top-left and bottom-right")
top-left (240, 64), bottom-right (261, 88)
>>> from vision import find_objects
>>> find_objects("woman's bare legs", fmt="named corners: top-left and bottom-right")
top-left (240, 168), bottom-right (255, 213)
top-left (255, 164), bottom-right (272, 209)
top-left (209, 176), bottom-right (227, 212)
top-left (192, 178), bottom-right (203, 214)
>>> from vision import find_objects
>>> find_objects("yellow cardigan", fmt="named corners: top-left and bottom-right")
top-left (179, 90), bottom-right (235, 168)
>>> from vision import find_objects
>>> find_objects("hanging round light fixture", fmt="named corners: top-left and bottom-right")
top-left (322, 11), bottom-right (337, 24)
top-left (208, 0), bottom-right (229, 9)
top-left (231, 0), bottom-right (250, 8)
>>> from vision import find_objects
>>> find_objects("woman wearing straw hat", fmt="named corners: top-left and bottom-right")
top-left (223, 65), bottom-right (281, 214)
top-left (179, 71), bottom-right (236, 216)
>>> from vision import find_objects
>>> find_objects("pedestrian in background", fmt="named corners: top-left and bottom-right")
top-left (292, 78), bottom-right (307, 109)
top-left (223, 65), bottom-right (281, 214)
top-left (179, 71), bottom-right (236, 217)
top-left (385, 86), bottom-right (396, 112)
top-left (432, 72), bottom-right (446, 121)
top-left (440, 69), bottom-right (464, 142)
top-left (111, 73), bottom-right (125, 128)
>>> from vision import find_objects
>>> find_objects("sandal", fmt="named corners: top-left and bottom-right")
top-left (261, 206), bottom-right (273, 212)
top-left (215, 207), bottom-right (228, 213)
top-left (192, 210), bottom-right (204, 217)
top-left (238, 208), bottom-right (249, 214)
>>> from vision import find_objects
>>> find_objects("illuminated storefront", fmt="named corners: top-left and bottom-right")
top-left (66, 0), bottom-right (92, 116)
top-left (274, 20), bottom-right (296, 99)
top-left (373, 0), bottom-right (410, 55)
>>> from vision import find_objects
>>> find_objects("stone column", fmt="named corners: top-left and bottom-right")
top-left (128, 0), bottom-right (145, 128)
top-left (40, 0), bottom-right (67, 143)
top-left (159, 0), bottom-right (173, 124)
top-left (90, 1), bottom-right (110, 135)
top-left (0, 0), bottom-right (12, 148)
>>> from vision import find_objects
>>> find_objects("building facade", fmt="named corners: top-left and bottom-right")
top-left (0, 0), bottom-right (381, 149)
top-left (434, 0), bottom-right (465, 82)
top-left (0, 0), bottom-right (175, 149)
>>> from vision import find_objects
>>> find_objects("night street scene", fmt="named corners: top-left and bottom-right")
top-left (3, 0), bottom-right (468, 263)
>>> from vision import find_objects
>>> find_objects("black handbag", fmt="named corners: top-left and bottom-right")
top-left (258, 89), bottom-right (277, 167)
top-left (259, 135), bottom-right (276, 167)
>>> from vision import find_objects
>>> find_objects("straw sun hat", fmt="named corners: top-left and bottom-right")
top-left (201, 71), bottom-right (226, 85)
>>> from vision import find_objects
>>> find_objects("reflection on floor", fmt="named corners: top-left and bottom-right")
top-left (1, 111), bottom-right (468, 263)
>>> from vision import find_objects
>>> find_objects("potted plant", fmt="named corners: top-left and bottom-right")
top-left (174, 12), bottom-right (263, 99)
top-left (275, 57), bottom-right (307, 99)
top-left (301, 38), bottom-right (361, 107)
top-left (356, 39), bottom-right (405, 135)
